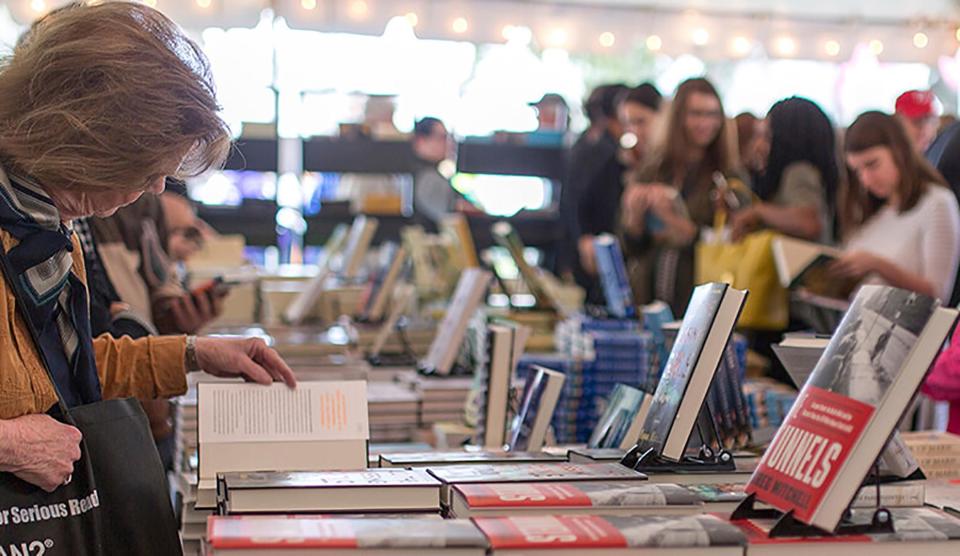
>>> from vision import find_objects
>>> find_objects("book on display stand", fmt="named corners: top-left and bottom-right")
top-left (417, 267), bottom-right (493, 376)
top-left (620, 282), bottom-right (748, 474)
top-left (732, 285), bottom-right (958, 537)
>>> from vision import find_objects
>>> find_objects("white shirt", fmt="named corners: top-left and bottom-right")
top-left (845, 185), bottom-right (960, 301)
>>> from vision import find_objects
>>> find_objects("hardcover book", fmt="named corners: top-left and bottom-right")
top-left (206, 516), bottom-right (487, 555)
top-left (475, 514), bottom-right (745, 555)
top-left (771, 236), bottom-right (858, 299)
top-left (449, 481), bottom-right (702, 518)
top-left (420, 268), bottom-right (493, 375)
top-left (379, 450), bottom-right (566, 468)
top-left (587, 384), bottom-right (652, 451)
top-left (732, 507), bottom-right (960, 555)
top-left (637, 283), bottom-right (748, 462)
top-left (362, 242), bottom-right (407, 322)
top-left (217, 469), bottom-right (441, 514)
top-left (427, 462), bottom-right (647, 505)
top-left (593, 234), bottom-right (636, 319)
top-left (506, 365), bottom-right (566, 452)
top-left (744, 286), bottom-right (959, 532)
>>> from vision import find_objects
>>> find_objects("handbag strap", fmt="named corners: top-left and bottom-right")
top-left (0, 237), bottom-right (77, 423)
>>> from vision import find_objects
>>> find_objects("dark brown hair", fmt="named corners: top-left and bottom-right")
top-left (840, 111), bottom-right (946, 235)
top-left (0, 1), bottom-right (230, 192)
top-left (653, 78), bottom-right (737, 189)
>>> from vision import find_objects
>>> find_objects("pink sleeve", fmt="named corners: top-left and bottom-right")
top-left (923, 331), bottom-right (960, 402)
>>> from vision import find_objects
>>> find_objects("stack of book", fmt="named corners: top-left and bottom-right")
top-left (398, 374), bottom-right (474, 427)
top-left (901, 431), bottom-right (960, 479)
top-left (367, 381), bottom-right (422, 443)
top-left (742, 377), bottom-right (798, 440)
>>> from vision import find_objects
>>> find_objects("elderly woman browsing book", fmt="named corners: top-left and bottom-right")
top-left (0, 3), bottom-right (295, 553)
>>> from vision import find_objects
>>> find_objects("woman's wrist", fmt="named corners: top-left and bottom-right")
top-left (185, 335), bottom-right (202, 372)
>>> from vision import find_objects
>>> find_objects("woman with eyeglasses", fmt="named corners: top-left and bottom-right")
top-left (620, 77), bottom-right (745, 315)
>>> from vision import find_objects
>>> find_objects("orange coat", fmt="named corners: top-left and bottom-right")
top-left (0, 228), bottom-right (188, 420)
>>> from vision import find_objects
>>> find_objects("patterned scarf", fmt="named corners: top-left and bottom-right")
top-left (0, 166), bottom-right (101, 406)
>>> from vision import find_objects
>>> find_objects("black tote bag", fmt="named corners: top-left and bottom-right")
top-left (0, 246), bottom-right (182, 556)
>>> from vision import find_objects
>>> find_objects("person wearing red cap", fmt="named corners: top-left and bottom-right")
top-left (895, 90), bottom-right (940, 154)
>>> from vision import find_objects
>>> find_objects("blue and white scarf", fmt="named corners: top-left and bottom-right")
top-left (0, 165), bottom-right (101, 407)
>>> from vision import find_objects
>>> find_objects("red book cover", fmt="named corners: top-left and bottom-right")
top-left (475, 515), bottom-right (628, 549)
top-left (458, 483), bottom-right (593, 508)
top-left (207, 516), bottom-right (359, 549)
top-left (745, 385), bottom-right (873, 523)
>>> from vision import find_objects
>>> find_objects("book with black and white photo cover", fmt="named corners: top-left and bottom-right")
top-left (745, 286), bottom-right (959, 533)
top-left (378, 450), bottom-right (566, 468)
top-left (419, 268), bottom-right (493, 375)
top-left (635, 282), bottom-right (748, 462)
top-left (731, 507), bottom-right (960, 556)
top-left (506, 365), bottom-right (566, 452)
top-left (491, 221), bottom-right (561, 313)
top-left (448, 481), bottom-right (702, 518)
top-left (426, 462), bottom-right (647, 505)
top-left (362, 242), bottom-right (407, 322)
top-left (205, 516), bottom-right (488, 555)
top-left (282, 224), bottom-right (349, 325)
top-left (772, 235), bottom-right (858, 299)
top-left (689, 480), bottom-right (926, 512)
top-left (587, 384), bottom-right (653, 451)
top-left (593, 234), bottom-right (636, 319)
top-left (217, 468), bottom-right (441, 514)
top-left (340, 215), bottom-right (379, 280)
top-left (198, 381), bottom-right (369, 484)
top-left (475, 514), bottom-right (745, 555)
top-left (477, 323), bottom-right (530, 449)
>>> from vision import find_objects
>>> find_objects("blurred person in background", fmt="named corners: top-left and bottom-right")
top-left (563, 84), bottom-right (627, 302)
top-left (617, 83), bottom-right (664, 170)
top-left (734, 112), bottom-right (769, 184)
top-left (412, 117), bottom-right (463, 232)
top-left (895, 90), bottom-right (940, 155)
top-left (729, 97), bottom-right (838, 243)
top-left (836, 111), bottom-right (960, 301)
top-left (620, 77), bottom-right (744, 315)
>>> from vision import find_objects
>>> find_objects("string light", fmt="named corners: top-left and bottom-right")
top-left (405, 12), bottom-right (418, 27)
top-left (731, 36), bottom-right (751, 56)
top-left (30, 0), bottom-right (46, 12)
top-left (913, 32), bottom-right (928, 49)
top-left (301, 0), bottom-right (316, 9)
top-left (869, 39), bottom-right (884, 55)
top-left (775, 36), bottom-right (797, 57)
top-left (196, 0), bottom-right (211, 8)
top-left (599, 31), bottom-right (616, 48)
top-left (646, 34), bottom-right (663, 51)
top-left (692, 28), bottom-right (709, 46)
top-left (348, 0), bottom-right (369, 20)
top-left (452, 17), bottom-right (468, 34)
top-left (825, 39), bottom-right (841, 57)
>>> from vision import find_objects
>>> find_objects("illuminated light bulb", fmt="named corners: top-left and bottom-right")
top-left (692, 28), bottom-right (709, 46)
top-left (452, 17), bottom-right (468, 34)
top-left (349, 0), bottom-right (369, 19)
top-left (731, 36), bottom-right (751, 56)
top-left (869, 39), bottom-right (884, 55)
top-left (301, 0), bottom-right (317, 9)
top-left (646, 34), bottom-right (663, 51)
top-left (620, 132), bottom-right (638, 150)
top-left (913, 32), bottom-right (928, 49)
top-left (196, 0), bottom-right (211, 8)
top-left (599, 32), bottom-right (616, 48)
top-left (30, 0), bottom-right (46, 12)
top-left (405, 12), bottom-right (418, 27)
top-left (775, 36), bottom-right (797, 57)
top-left (825, 39), bottom-right (841, 57)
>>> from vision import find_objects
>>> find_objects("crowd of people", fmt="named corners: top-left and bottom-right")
top-left (563, 78), bottom-right (960, 432)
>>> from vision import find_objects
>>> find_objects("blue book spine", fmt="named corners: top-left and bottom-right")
top-left (594, 235), bottom-right (636, 319)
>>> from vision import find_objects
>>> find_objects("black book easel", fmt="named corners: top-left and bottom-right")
top-left (621, 398), bottom-right (735, 473)
top-left (730, 460), bottom-right (895, 538)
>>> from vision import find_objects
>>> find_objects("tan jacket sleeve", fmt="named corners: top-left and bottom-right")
top-left (93, 334), bottom-right (188, 400)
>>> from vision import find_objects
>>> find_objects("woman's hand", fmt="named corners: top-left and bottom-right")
top-left (729, 205), bottom-right (763, 242)
top-left (195, 337), bottom-right (297, 388)
top-left (0, 415), bottom-right (82, 492)
top-left (830, 251), bottom-right (881, 280)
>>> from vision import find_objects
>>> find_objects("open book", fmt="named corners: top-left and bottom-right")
top-left (772, 236), bottom-right (858, 299)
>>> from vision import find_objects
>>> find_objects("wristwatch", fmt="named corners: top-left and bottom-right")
top-left (185, 335), bottom-right (202, 372)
